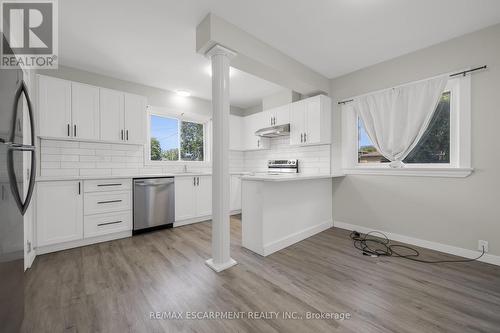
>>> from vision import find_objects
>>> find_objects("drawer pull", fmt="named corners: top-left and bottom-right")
top-left (97, 199), bottom-right (123, 204)
top-left (97, 220), bottom-right (122, 227)
top-left (97, 183), bottom-right (123, 187)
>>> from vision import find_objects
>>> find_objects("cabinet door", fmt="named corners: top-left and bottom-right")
top-left (99, 88), bottom-right (124, 142)
top-left (124, 93), bottom-right (146, 144)
top-left (71, 82), bottom-right (100, 140)
top-left (273, 104), bottom-right (290, 126)
top-left (243, 113), bottom-right (269, 150)
top-left (262, 109), bottom-right (274, 127)
top-left (290, 100), bottom-right (306, 145)
top-left (38, 76), bottom-right (72, 138)
top-left (174, 176), bottom-right (196, 221)
top-left (305, 97), bottom-right (321, 144)
top-left (196, 176), bottom-right (212, 217)
top-left (36, 181), bottom-right (83, 247)
top-left (230, 175), bottom-right (241, 211)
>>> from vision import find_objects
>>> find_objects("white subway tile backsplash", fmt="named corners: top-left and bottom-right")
top-left (40, 137), bottom-right (331, 178)
top-left (41, 168), bottom-right (79, 177)
top-left (79, 168), bottom-right (112, 176)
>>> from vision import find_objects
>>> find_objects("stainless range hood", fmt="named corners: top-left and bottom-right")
top-left (255, 123), bottom-right (290, 138)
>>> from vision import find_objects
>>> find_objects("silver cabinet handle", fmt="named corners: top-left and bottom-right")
top-left (67, 124), bottom-right (70, 137)
top-left (74, 124), bottom-right (77, 137)
top-left (300, 133), bottom-right (303, 143)
top-left (304, 133), bottom-right (307, 142)
top-left (197, 177), bottom-right (199, 186)
top-left (193, 177), bottom-right (196, 186)
top-left (78, 182), bottom-right (81, 195)
top-left (98, 220), bottom-right (122, 227)
top-left (97, 183), bottom-right (122, 187)
top-left (257, 139), bottom-right (260, 147)
top-left (121, 130), bottom-right (124, 140)
top-left (126, 130), bottom-right (129, 141)
top-left (97, 199), bottom-right (122, 204)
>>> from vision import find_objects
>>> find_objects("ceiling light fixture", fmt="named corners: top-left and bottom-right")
top-left (175, 90), bottom-right (191, 97)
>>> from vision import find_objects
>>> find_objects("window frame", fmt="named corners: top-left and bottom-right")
top-left (341, 75), bottom-right (472, 177)
top-left (145, 106), bottom-right (211, 165)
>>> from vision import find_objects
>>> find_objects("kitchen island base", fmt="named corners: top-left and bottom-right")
top-left (241, 177), bottom-right (333, 256)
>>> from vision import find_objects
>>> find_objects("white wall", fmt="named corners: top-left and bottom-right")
top-left (330, 23), bottom-right (500, 256)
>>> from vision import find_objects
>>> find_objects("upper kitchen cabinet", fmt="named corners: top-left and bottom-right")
top-left (99, 88), bottom-right (125, 142)
top-left (100, 89), bottom-right (146, 144)
top-left (263, 104), bottom-right (290, 127)
top-left (124, 93), bottom-right (147, 144)
top-left (243, 112), bottom-right (270, 150)
top-left (38, 75), bottom-right (72, 138)
top-left (71, 82), bottom-right (100, 140)
top-left (37, 75), bottom-right (146, 144)
top-left (290, 95), bottom-right (331, 146)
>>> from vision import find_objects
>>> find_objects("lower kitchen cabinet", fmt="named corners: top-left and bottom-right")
top-left (36, 179), bottom-right (132, 254)
top-left (36, 180), bottom-right (83, 247)
top-left (174, 175), bottom-right (212, 224)
top-left (84, 211), bottom-right (131, 238)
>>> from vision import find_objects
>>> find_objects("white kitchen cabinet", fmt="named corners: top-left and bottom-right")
top-left (263, 104), bottom-right (290, 127)
top-left (230, 175), bottom-right (242, 212)
top-left (124, 93), bottom-right (146, 144)
top-left (174, 176), bottom-right (197, 221)
top-left (100, 89), bottom-right (146, 144)
top-left (36, 181), bottom-right (83, 247)
top-left (71, 82), bottom-right (100, 140)
top-left (196, 176), bottom-right (212, 217)
top-left (38, 75), bottom-right (72, 138)
top-left (175, 175), bottom-right (212, 222)
top-left (290, 95), bottom-right (331, 146)
top-left (243, 112), bottom-right (270, 150)
top-left (229, 115), bottom-right (244, 150)
top-left (99, 88), bottom-right (125, 142)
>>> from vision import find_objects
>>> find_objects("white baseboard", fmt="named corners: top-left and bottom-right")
top-left (334, 221), bottom-right (500, 266)
top-left (173, 215), bottom-right (211, 227)
top-left (262, 220), bottom-right (334, 256)
top-left (36, 231), bottom-right (132, 255)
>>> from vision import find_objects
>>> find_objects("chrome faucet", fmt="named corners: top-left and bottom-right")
top-left (183, 164), bottom-right (188, 173)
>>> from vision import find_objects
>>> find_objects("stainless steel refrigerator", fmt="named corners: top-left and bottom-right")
top-left (0, 64), bottom-right (36, 332)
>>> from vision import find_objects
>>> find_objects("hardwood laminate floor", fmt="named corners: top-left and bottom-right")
top-left (22, 216), bottom-right (500, 333)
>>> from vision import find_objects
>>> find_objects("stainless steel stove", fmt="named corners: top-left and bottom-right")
top-left (266, 159), bottom-right (298, 174)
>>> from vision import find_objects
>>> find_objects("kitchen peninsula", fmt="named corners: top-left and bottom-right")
top-left (241, 174), bottom-right (337, 256)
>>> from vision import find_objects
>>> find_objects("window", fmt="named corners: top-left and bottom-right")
top-left (342, 75), bottom-right (471, 177)
top-left (149, 113), bottom-right (206, 162)
top-left (358, 92), bottom-right (451, 164)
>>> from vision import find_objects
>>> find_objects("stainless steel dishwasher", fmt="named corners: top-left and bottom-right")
top-left (133, 177), bottom-right (175, 233)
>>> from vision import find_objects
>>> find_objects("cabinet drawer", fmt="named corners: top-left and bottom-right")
top-left (84, 191), bottom-right (131, 215)
top-left (84, 211), bottom-right (131, 238)
top-left (84, 179), bottom-right (131, 193)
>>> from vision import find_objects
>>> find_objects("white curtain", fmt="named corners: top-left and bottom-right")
top-left (354, 76), bottom-right (448, 167)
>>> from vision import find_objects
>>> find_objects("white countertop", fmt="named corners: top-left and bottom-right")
top-left (35, 171), bottom-right (345, 182)
top-left (35, 172), bottom-right (212, 182)
top-left (240, 173), bottom-right (344, 182)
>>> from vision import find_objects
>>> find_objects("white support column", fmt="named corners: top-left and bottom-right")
top-left (205, 44), bottom-right (237, 272)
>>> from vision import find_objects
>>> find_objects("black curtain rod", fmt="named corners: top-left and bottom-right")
top-left (337, 65), bottom-right (487, 105)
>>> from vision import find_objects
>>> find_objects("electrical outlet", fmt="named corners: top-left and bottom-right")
top-left (478, 240), bottom-right (489, 253)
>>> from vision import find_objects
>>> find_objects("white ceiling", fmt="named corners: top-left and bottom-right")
top-left (59, 0), bottom-right (500, 107)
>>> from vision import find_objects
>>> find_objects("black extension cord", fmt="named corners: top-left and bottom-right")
top-left (349, 230), bottom-right (485, 264)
